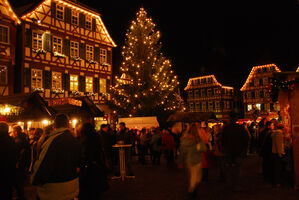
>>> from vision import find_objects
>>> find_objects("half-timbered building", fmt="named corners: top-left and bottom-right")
top-left (184, 75), bottom-right (236, 119)
top-left (14, 0), bottom-right (116, 114)
top-left (240, 64), bottom-right (281, 119)
top-left (0, 0), bottom-right (20, 96)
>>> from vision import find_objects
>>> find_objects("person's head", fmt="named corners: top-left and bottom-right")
top-left (80, 122), bottom-right (96, 139)
top-left (12, 125), bottom-right (22, 138)
top-left (186, 123), bottom-right (201, 143)
top-left (101, 124), bottom-right (109, 132)
top-left (0, 121), bottom-right (9, 136)
top-left (54, 114), bottom-right (69, 129)
top-left (34, 128), bottom-right (43, 140)
top-left (44, 124), bottom-right (54, 135)
top-left (119, 122), bottom-right (126, 131)
top-left (265, 121), bottom-right (274, 130)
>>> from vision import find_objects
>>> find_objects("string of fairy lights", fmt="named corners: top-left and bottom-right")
top-left (109, 8), bottom-right (184, 116)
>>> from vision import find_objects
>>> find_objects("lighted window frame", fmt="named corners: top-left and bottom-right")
top-left (70, 74), bottom-right (78, 91)
top-left (85, 15), bottom-right (92, 30)
top-left (99, 78), bottom-right (106, 93)
top-left (86, 45), bottom-right (94, 60)
top-left (208, 101), bottom-right (213, 111)
top-left (247, 104), bottom-right (252, 111)
top-left (53, 36), bottom-right (62, 53)
top-left (99, 48), bottom-right (107, 63)
top-left (0, 66), bottom-right (8, 85)
top-left (71, 9), bottom-right (79, 25)
top-left (85, 76), bottom-right (93, 92)
top-left (32, 31), bottom-right (43, 50)
top-left (70, 41), bottom-right (79, 57)
top-left (56, 4), bottom-right (64, 20)
top-left (0, 25), bottom-right (9, 44)
top-left (31, 69), bottom-right (43, 89)
top-left (52, 71), bottom-right (62, 90)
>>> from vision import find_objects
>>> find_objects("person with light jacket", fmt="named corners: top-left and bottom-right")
top-left (271, 122), bottom-right (285, 187)
top-left (178, 123), bottom-right (207, 200)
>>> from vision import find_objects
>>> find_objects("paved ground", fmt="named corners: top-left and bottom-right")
top-left (24, 154), bottom-right (298, 200)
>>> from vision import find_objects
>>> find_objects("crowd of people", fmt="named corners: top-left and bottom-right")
top-left (0, 112), bottom-right (295, 200)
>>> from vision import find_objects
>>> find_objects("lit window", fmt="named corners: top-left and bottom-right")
top-left (99, 78), bottom-right (106, 93)
top-left (247, 104), bottom-right (252, 111)
top-left (0, 66), bottom-right (7, 85)
top-left (86, 45), bottom-right (93, 60)
top-left (70, 41), bottom-right (79, 57)
top-left (56, 4), bottom-right (64, 20)
top-left (256, 103), bottom-right (261, 110)
top-left (32, 31), bottom-right (43, 49)
top-left (52, 71), bottom-right (62, 90)
top-left (31, 69), bottom-right (43, 89)
top-left (71, 9), bottom-right (79, 25)
top-left (70, 74), bottom-right (78, 91)
top-left (53, 36), bottom-right (62, 53)
top-left (100, 48), bottom-right (107, 63)
top-left (0, 25), bottom-right (9, 44)
top-left (85, 15), bottom-right (92, 30)
top-left (85, 77), bottom-right (93, 92)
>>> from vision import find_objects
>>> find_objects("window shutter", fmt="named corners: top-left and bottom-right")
top-left (25, 29), bottom-right (32, 48)
top-left (92, 18), bottom-right (96, 32)
top-left (79, 75), bottom-right (85, 92)
top-left (94, 47), bottom-right (100, 62)
top-left (79, 43), bottom-right (85, 59)
top-left (51, 2), bottom-right (56, 18)
top-left (107, 50), bottom-right (111, 64)
top-left (62, 73), bottom-right (70, 91)
top-left (93, 77), bottom-right (99, 93)
top-left (43, 32), bottom-right (52, 52)
top-left (24, 68), bottom-right (31, 87)
top-left (107, 79), bottom-right (110, 92)
top-left (79, 13), bottom-right (85, 28)
top-left (64, 6), bottom-right (71, 24)
top-left (43, 70), bottom-right (51, 89)
top-left (63, 39), bottom-right (70, 56)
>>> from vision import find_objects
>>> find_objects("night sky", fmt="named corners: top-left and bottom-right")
top-left (11, 0), bottom-right (299, 91)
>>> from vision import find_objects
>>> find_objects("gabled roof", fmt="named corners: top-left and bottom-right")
top-left (240, 64), bottom-right (281, 91)
top-left (184, 75), bottom-right (233, 91)
top-left (0, 0), bottom-right (21, 24)
top-left (296, 67), bottom-right (299, 72)
top-left (17, 0), bottom-right (116, 47)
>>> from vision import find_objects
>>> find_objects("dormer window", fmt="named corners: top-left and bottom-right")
top-left (71, 9), bottom-right (79, 25)
top-left (56, 4), bottom-right (64, 20)
top-left (85, 15), bottom-right (92, 30)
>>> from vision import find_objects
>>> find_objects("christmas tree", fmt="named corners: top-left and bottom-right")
top-left (108, 8), bottom-right (184, 118)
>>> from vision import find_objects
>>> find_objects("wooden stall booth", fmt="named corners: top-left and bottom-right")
top-left (0, 91), bottom-right (55, 130)
top-left (272, 71), bottom-right (299, 189)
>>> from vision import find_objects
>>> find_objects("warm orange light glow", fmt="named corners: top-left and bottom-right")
top-left (1, 0), bottom-right (21, 24)
top-left (240, 64), bottom-right (281, 91)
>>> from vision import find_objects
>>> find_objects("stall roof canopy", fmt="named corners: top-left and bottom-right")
top-left (167, 112), bottom-right (216, 122)
top-left (50, 96), bottom-right (104, 118)
top-left (119, 116), bottom-right (159, 130)
top-left (0, 92), bottom-right (55, 121)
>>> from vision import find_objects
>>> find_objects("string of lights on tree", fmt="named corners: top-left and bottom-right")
top-left (108, 8), bottom-right (184, 117)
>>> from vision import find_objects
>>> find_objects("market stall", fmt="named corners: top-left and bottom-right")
top-left (118, 116), bottom-right (159, 130)
top-left (0, 91), bottom-right (55, 130)
top-left (272, 71), bottom-right (299, 189)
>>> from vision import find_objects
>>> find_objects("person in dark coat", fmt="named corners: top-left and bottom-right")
top-left (12, 125), bottom-right (30, 200)
top-left (259, 121), bottom-right (274, 183)
top-left (79, 122), bottom-right (107, 200)
top-left (221, 113), bottom-right (249, 191)
top-left (31, 114), bottom-right (81, 200)
top-left (98, 124), bottom-right (113, 173)
top-left (0, 122), bottom-right (17, 200)
top-left (115, 122), bottom-right (134, 176)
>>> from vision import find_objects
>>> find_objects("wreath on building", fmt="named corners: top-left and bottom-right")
top-left (269, 78), bottom-right (299, 102)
